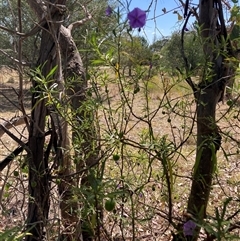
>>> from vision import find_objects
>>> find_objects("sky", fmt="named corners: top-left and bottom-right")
top-left (127, 0), bottom-right (199, 43)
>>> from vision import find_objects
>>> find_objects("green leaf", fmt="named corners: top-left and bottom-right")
top-left (210, 143), bottom-right (217, 173)
top-left (193, 147), bottom-right (203, 175)
top-left (230, 5), bottom-right (240, 25)
top-left (221, 197), bottom-right (232, 220)
top-left (0, 227), bottom-right (32, 241)
top-left (91, 59), bottom-right (105, 65)
top-left (91, 33), bottom-right (97, 46)
top-left (46, 65), bottom-right (58, 80)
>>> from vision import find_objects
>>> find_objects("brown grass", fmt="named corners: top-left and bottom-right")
top-left (0, 66), bottom-right (240, 240)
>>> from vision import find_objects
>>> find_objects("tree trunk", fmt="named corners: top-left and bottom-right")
top-left (57, 25), bottom-right (87, 241)
top-left (59, 24), bottom-right (100, 241)
top-left (25, 0), bottom-right (96, 240)
top-left (26, 2), bottom-right (65, 240)
top-left (26, 101), bottom-right (49, 241)
top-left (187, 85), bottom-right (222, 230)
top-left (185, 0), bottom-right (235, 240)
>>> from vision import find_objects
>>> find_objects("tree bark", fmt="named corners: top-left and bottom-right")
top-left (59, 23), bottom-right (100, 241)
top-left (26, 2), bottom-right (66, 240)
top-left (25, 1), bottom-right (97, 240)
top-left (185, 0), bottom-right (235, 240)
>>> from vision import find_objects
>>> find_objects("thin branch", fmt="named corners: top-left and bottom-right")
top-left (68, 5), bottom-right (92, 32)
top-left (228, 221), bottom-right (240, 232)
top-left (181, 11), bottom-right (191, 74)
top-left (0, 115), bottom-right (27, 137)
top-left (226, 209), bottom-right (240, 221)
top-left (179, 10), bottom-right (198, 93)
top-left (0, 15), bottom-right (49, 40)
top-left (0, 90), bottom-right (22, 111)
top-left (0, 130), bottom-right (52, 171)
top-left (178, 0), bottom-right (199, 22)
top-left (0, 48), bottom-right (29, 66)
top-left (183, 0), bottom-right (189, 18)
top-left (0, 123), bottom-right (30, 152)
top-left (17, 0), bottom-right (30, 131)
top-left (0, 145), bottom-right (24, 171)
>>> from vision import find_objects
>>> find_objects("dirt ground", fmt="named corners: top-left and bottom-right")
top-left (0, 66), bottom-right (240, 240)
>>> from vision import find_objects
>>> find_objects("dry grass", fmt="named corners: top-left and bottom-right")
top-left (0, 66), bottom-right (240, 240)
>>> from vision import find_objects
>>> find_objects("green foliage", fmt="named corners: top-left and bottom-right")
top-left (230, 4), bottom-right (240, 25)
top-left (0, 0), bottom-right (39, 66)
top-left (159, 31), bottom-right (204, 74)
top-left (202, 198), bottom-right (240, 240)
top-left (119, 35), bottom-right (153, 67)
top-left (0, 227), bottom-right (31, 241)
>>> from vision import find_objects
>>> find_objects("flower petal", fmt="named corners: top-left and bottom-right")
top-left (127, 8), bottom-right (146, 28)
top-left (106, 6), bottom-right (113, 16)
top-left (183, 220), bottom-right (196, 236)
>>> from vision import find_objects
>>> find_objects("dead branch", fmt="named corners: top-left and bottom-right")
top-left (68, 4), bottom-right (92, 32)
top-left (179, 0), bottom-right (199, 21)
top-left (178, 10), bottom-right (198, 94)
top-left (0, 122), bottom-right (29, 152)
top-left (0, 116), bottom-right (27, 138)
top-left (0, 19), bottom-right (46, 38)
top-left (0, 49), bottom-right (29, 66)
top-left (0, 130), bottom-right (52, 171)
top-left (0, 145), bottom-right (24, 171)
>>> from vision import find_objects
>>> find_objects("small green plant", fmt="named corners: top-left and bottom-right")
top-left (0, 227), bottom-right (32, 241)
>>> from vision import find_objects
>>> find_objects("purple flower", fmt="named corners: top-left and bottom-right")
top-left (106, 6), bottom-right (113, 16)
top-left (149, 62), bottom-right (153, 69)
top-left (127, 8), bottom-right (146, 29)
top-left (183, 220), bottom-right (196, 236)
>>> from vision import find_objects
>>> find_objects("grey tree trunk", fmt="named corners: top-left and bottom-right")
top-left (25, 1), bottom-right (66, 240)
top-left (26, 1), bottom-right (98, 240)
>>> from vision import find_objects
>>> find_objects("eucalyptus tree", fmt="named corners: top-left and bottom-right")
top-left (24, 1), bottom-right (113, 239)
top-left (173, 0), bottom-right (240, 240)
top-left (0, 0), bottom-right (109, 240)
top-left (160, 30), bottom-right (204, 74)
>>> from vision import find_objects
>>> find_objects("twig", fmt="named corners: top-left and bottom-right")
top-left (0, 115), bottom-right (27, 137)
top-left (68, 4), bottom-right (92, 32)
top-left (0, 130), bottom-right (52, 171)
top-left (0, 145), bottom-right (24, 171)
top-left (0, 123), bottom-right (30, 152)
top-left (0, 48), bottom-right (29, 66)
top-left (179, 10), bottom-right (198, 93)
top-left (17, 0), bottom-right (30, 131)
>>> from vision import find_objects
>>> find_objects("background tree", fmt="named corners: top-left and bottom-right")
top-left (120, 35), bottom-right (152, 76)
top-left (159, 30), bottom-right (204, 75)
